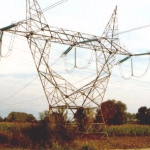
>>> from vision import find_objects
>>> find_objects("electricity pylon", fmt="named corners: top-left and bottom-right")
top-left (0, 0), bottom-right (130, 139)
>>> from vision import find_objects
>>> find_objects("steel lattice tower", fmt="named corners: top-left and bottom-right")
top-left (0, 0), bottom-right (130, 139)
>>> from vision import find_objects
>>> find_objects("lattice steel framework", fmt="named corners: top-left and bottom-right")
top-left (1, 0), bottom-right (131, 139)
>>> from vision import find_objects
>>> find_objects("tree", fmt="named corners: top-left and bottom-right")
top-left (0, 116), bottom-right (3, 122)
top-left (6, 112), bottom-right (36, 123)
top-left (39, 109), bottom-right (67, 125)
top-left (74, 107), bottom-right (94, 131)
top-left (98, 100), bottom-right (116, 125)
top-left (83, 108), bottom-right (95, 128)
top-left (74, 107), bottom-right (86, 131)
top-left (113, 101), bottom-right (127, 125)
top-left (136, 106), bottom-right (150, 124)
top-left (39, 109), bottom-right (70, 141)
top-left (126, 112), bottom-right (136, 123)
top-left (98, 100), bottom-right (127, 125)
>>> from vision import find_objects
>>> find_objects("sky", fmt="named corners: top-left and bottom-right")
top-left (0, 0), bottom-right (150, 119)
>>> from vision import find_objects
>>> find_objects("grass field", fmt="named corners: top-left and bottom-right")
top-left (0, 122), bottom-right (150, 149)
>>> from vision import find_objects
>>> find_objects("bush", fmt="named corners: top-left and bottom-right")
top-left (39, 110), bottom-right (74, 142)
top-left (0, 116), bottom-right (3, 122)
top-left (6, 112), bottom-right (36, 123)
top-left (0, 132), bottom-right (10, 144)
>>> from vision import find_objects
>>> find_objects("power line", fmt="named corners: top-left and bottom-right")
top-left (1, 95), bottom-right (45, 105)
top-left (2, 74), bottom-right (150, 106)
top-left (109, 80), bottom-right (150, 91)
top-left (1, 64), bottom-right (149, 103)
top-left (111, 73), bottom-right (150, 84)
top-left (3, 52), bottom-right (150, 86)
top-left (1, 57), bottom-right (34, 66)
top-left (117, 24), bottom-right (150, 35)
top-left (0, 0), bottom-right (150, 103)
top-left (0, 76), bottom-right (38, 103)
top-left (2, 48), bottom-right (150, 86)
top-left (18, 0), bottom-right (69, 23)
top-left (42, 0), bottom-right (68, 12)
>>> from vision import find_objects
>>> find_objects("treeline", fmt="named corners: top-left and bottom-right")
top-left (101, 100), bottom-right (150, 125)
top-left (0, 112), bottom-right (36, 123)
top-left (0, 99), bottom-right (150, 125)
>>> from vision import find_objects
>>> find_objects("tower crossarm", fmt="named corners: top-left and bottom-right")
top-left (1, 21), bottom-right (131, 56)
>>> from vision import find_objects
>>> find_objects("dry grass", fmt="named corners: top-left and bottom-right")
top-left (0, 136), bottom-right (150, 149)
top-left (108, 136), bottom-right (150, 149)
top-left (67, 136), bottom-right (150, 149)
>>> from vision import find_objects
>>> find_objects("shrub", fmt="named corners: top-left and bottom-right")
top-left (0, 132), bottom-right (10, 144)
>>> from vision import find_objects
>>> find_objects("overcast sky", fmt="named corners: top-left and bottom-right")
top-left (0, 0), bottom-right (150, 119)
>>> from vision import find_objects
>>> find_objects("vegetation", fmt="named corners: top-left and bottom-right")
top-left (39, 109), bottom-right (71, 142)
top-left (0, 100), bottom-right (150, 149)
top-left (101, 100), bottom-right (127, 125)
top-left (5, 112), bottom-right (36, 123)
top-left (136, 106), bottom-right (150, 124)
top-left (0, 116), bottom-right (3, 122)
top-left (74, 107), bottom-right (95, 131)
top-left (108, 124), bottom-right (150, 136)
top-left (0, 122), bottom-right (150, 149)
top-left (126, 112), bottom-right (136, 123)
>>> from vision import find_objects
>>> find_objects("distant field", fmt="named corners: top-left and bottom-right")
top-left (108, 124), bottom-right (150, 136)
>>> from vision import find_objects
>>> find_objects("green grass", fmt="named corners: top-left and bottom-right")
top-left (107, 124), bottom-right (150, 136)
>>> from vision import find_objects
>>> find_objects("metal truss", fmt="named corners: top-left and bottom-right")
top-left (1, 0), bottom-right (131, 139)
